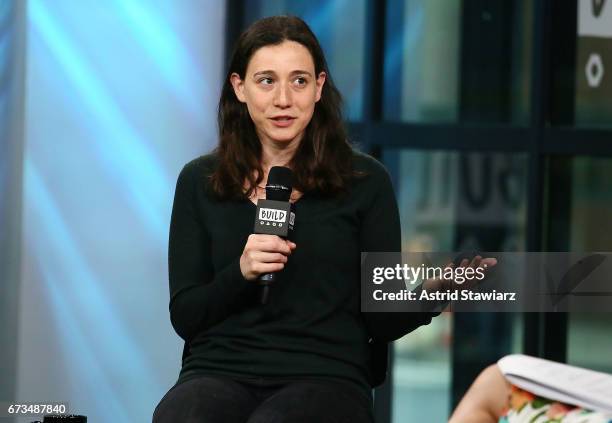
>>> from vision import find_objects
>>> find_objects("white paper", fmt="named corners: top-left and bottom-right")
top-left (498, 354), bottom-right (612, 415)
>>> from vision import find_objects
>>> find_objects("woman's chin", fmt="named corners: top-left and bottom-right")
top-left (266, 132), bottom-right (303, 144)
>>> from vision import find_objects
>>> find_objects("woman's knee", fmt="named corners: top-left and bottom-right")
top-left (152, 376), bottom-right (258, 423)
top-left (246, 381), bottom-right (373, 423)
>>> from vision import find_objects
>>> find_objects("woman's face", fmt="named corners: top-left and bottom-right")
top-left (230, 40), bottom-right (326, 147)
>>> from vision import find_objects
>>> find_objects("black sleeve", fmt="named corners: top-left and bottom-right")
top-left (167, 162), bottom-right (253, 342)
top-left (359, 163), bottom-right (439, 343)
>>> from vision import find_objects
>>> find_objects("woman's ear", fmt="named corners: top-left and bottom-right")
top-left (315, 72), bottom-right (326, 102)
top-left (230, 73), bottom-right (246, 103)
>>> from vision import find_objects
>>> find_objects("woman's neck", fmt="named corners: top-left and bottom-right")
top-left (258, 134), bottom-right (301, 172)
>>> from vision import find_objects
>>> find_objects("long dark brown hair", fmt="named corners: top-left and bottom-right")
top-left (210, 15), bottom-right (360, 200)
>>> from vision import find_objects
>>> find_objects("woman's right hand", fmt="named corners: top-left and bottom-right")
top-left (239, 234), bottom-right (297, 281)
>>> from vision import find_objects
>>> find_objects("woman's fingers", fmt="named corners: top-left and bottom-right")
top-left (424, 256), bottom-right (498, 293)
top-left (240, 252), bottom-right (285, 280)
top-left (460, 256), bottom-right (497, 270)
top-left (469, 256), bottom-right (482, 268)
top-left (252, 261), bottom-right (285, 274)
top-left (252, 251), bottom-right (288, 263)
top-left (240, 235), bottom-right (297, 280)
top-left (452, 256), bottom-right (498, 289)
top-left (481, 257), bottom-right (497, 268)
top-left (253, 234), bottom-right (293, 254)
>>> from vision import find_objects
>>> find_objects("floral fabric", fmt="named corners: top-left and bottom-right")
top-left (499, 385), bottom-right (612, 423)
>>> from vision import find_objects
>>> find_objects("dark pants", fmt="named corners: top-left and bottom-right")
top-left (152, 374), bottom-right (374, 423)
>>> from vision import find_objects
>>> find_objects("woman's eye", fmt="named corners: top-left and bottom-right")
top-left (259, 77), bottom-right (273, 85)
top-left (294, 77), bottom-right (307, 86)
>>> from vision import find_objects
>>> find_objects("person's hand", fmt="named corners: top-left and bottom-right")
top-left (418, 255), bottom-right (498, 313)
top-left (422, 256), bottom-right (498, 303)
top-left (452, 255), bottom-right (498, 290)
top-left (239, 234), bottom-right (297, 281)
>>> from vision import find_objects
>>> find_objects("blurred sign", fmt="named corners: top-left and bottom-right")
top-left (576, 0), bottom-right (612, 124)
top-left (578, 0), bottom-right (612, 37)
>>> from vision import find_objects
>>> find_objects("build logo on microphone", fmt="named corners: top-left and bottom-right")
top-left (253, 199), bottom-right (294, 237)
top-left (259, 208), bottom-right (286, 227)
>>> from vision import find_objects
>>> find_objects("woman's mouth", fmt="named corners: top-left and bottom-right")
top-left (270, 116), bottom-right (296, 128)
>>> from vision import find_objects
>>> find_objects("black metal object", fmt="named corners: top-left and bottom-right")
top-left (523, 0), bottom-right (571, 365)
top-left (523, 0), bottom-right (550, 359)
top-left (362, 0), bottom-right (387, 122)
top-left (548, 1), bottom-right (578, 125)
top-left (224, 0), bottom-right (245, 70)
top-left (542, 128), bottom-right (612, 156)
top-left (362, 1), bottom-right (391, 414)
top-left (459, 0), bottom-right (515, 123)
top-left (349, 123), bottom-right (535, 152)
top-left (537, 156), bottom-right (572, 364)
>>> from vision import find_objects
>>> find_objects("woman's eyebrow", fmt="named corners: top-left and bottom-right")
top-left (253, 70), bottom-right (275, 77)
top-left (252, 70), bottom-right (313, 77)
top-left (289, 70), bottom-right (313, 76)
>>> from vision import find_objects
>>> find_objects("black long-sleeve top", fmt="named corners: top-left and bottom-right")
top-left (167, 149), bottom-right (437, 396)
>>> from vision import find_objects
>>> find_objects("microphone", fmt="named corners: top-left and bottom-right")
top-left (253, 166), bottom-right (296, 304)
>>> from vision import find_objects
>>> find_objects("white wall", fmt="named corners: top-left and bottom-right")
top-left (16, 1), bottom-right (225, 421)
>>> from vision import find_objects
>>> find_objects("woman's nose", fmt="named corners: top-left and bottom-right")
top-left (273, 83), bottom-right (292, 108)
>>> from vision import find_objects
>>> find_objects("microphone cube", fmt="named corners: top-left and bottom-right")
top-left (253, 199), bottom-right (295, 238)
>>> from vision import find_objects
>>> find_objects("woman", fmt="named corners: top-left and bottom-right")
top-left (153, 16), bottom-right (439, 423)
top-left (449, 363), bottom-right (612, 422)
top-left (449, 364), bottom-right (510, 423)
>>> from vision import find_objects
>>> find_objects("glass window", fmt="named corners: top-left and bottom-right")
top-left (243, 0), bottom-right (367, 120)
top-left (563, 157), bottom-right (612, 373)
top-left (383, 0), bottom-right (533, 124)
top-left (383, 149), bottom-right (527, 422)
top-left (383, 0), bottom-right (461, 122)
top-left (391, 150), bottom-right (528, 252)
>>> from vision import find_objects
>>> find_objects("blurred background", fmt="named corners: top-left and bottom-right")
top-left (1, 0), bottom-right (611, 422)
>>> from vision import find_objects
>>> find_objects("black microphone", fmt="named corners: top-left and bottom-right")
top-left (253, 166), bottom-right (295, 304)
